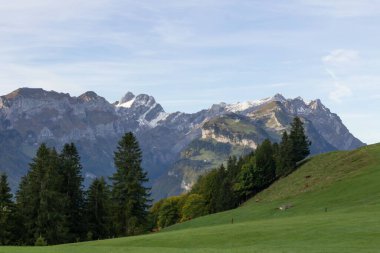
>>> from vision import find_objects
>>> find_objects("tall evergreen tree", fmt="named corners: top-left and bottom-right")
top-left (276, 117), bottom-right (311, 177)
top-left (59, 143), bottom-right (85, 241)
top-left (16, 144), bottom-right (67, 245)
top-left (233, 159), bottom-right (255, 202)
top-left (192, 164), bottom-right (237, 213)
top-left (226, 156), bottom-right (239, 180)
top-left (86, 177), bottom-right (111, 240)
top-left (275, 131), bottom-right (294, 177)
top-left (15, 174), bottom-right (30, 244)
top-left (254, 139), bottom-right (276, 188)
top-left (208, 165), bottom-right (235, 212)
top-left (0, 173), bottom-right (14, 245)
top-left (289, 117), bottom-right (311, 163)
top-left (111, 132), bottom-right (150, 236)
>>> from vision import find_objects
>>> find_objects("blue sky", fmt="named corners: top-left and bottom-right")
top-left (0, 0), bottom-right (379, 144)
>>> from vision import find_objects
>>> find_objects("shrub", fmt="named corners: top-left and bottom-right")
top-left (34, 235), bottom-right (47, 246)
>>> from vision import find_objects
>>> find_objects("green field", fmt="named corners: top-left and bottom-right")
top-left (2, 144), bottom-right (380, 253)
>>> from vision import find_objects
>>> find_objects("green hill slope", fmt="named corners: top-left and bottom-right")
top-left (2, 144), bottom-right (380, 253)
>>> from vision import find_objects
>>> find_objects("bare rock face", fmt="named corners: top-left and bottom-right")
top-left (0, 88), bottom-right (364, 200)
top-left (153, 95), bottom-right (364, 199)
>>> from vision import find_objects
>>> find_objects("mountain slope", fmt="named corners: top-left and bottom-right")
top-left (0, 88), bottom-right (364, 200)
top-left (155, 96), bottom-right (362, 199)
top-left (3, 143), bottom-right (379, 253)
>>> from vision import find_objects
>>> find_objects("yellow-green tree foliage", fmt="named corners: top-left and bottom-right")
top-left (180, 194), bottom-right (208, 222)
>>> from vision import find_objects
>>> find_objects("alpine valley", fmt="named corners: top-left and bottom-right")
top-left (0, 88), bottom-right (364, 200)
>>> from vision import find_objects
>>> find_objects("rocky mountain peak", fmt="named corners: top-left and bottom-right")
top-left (134, 94), bottom-right (156, 107)
top-left (272, 93), bottom-right (287, 103)
top-left (116, 93), bottom-right (158, 110)
top-left (3, 88), bottom-right (69, 101)
top-left (210, 103), bottom-right (227, 113)
top-left (119, 92), bottom-right (135, 104)
top-left (78, 91), bottom-right (105, 103)
top-left (4, 88), bottom-right (44, 100)
top-left (309, 99), bottom-right (326, 111)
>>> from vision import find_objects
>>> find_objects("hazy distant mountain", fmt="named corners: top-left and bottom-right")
top-left (0, 88), bottom-right (364, 199)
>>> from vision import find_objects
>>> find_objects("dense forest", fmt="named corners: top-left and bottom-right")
top-left (0, 117), bottom-right (310, 245)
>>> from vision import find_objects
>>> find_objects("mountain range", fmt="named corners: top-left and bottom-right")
top-left (0, 88), bottom-right (364, 200)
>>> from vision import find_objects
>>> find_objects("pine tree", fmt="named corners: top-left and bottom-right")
top-left (276, 117), bottom-right (311, 178)
top-left (289, 117), bottom-right (311, 163)
top-left (215, 165), bottom-right (236, 211)
top-left (233, 158), bottom-right (255, 202)
top-left (59, 143), bottom-right (85, 241)
top-left (36, 147), bottom-right (67, 244)
top-left (0, 173), bottom-right (14, 245)
top-left (15, 175), bottom-right (30, 244)
top-left (276, 131), bottom-right (294, 177)
top-left (86, 177), bottom-right (111, 240)
top-left (254, 139), bottom-right (276, 188)
top-left (227, 156), bottom-right (239, 180)
top-left (16, 144), bottom-right (68, 245)
top-left (111, 132), bottom-right (150, 236)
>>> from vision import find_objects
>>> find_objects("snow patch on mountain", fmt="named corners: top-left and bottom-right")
top-left (225, 97), bottom-right (272, 112)
top-left (117, 97), bottom-right (136, 108)
top-left (149, 112), bottom-right (170, 127)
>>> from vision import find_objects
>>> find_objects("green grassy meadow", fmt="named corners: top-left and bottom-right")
top-left (2, 144), bottom-right (380, 253)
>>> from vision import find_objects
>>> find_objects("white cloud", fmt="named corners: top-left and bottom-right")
top-left (328, 83), bottom-right (352, 103)
top-left (322, 49), bottom-right (359, 66)
top-left (322, 49), bottom-right (359, 103)
top-left (325, 69), bottom-right (352, 103)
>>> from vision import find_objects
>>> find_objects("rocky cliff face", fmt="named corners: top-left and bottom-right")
top-left (154, 94), bottom-right (364, 199)
top-left (0, 88), bottom-right (364, 200)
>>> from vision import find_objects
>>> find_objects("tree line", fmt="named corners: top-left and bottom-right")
top-left (0, 132), bottom-right (150, 245)
top-left (150, 117), bottom-right (310, 229)
top-left (0, 117), bottom-right (310, 245)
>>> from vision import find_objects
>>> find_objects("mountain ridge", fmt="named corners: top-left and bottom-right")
top-left (0, 87), bottom-right (365, 199)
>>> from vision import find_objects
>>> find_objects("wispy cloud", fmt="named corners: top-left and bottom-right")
top-left (322, 49), bottom-right (359, 103)
top-left (326, 69), bottom-right (352, 103)
top-left (322, 49), bottom-right (359, 66)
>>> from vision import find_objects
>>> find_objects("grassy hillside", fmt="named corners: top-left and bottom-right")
top-left (2, 144), bottom-right (380, 253)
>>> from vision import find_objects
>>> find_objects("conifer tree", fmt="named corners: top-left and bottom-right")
top-left (214, 165), bottom-right (236, 211)
top-left (59, 143), bottom-right (85, 241)
top-left (254, 139), bottom-right (276, 188)
top-left (15, 175), bottom-right (30, 244)
top-left (0, 173), bottom-right (14, 245)
top-left (289, 117), bottom-right (311, 163)
top-left (111, 132), bottom-right (150, 236)
top-left (276, 117), bottom-right (311, 177)
top-left (233, 158), bottom-right (255, 202)
top-left (276, 131), bottom-right (295, 177)
top-left (227, 156), bottom-right (239, 180)
top-left (16, 144), bottom-right (67, 245)
top-left (86, 177), bottom-right (111, 240)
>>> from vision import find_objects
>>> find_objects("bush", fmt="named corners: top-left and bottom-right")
top-left (86, 231), bottom-right (93, 241)
top-left (181, 194), bottom-right (208, 221)
top-left (157, 196), bottom-right (182, 228)
top-left (34, 235), bottom-right (47, 246)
